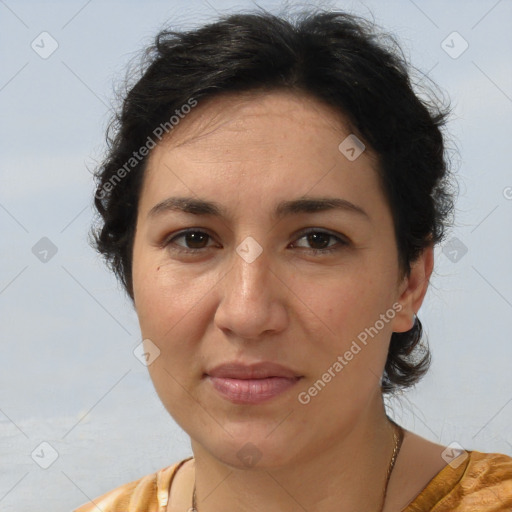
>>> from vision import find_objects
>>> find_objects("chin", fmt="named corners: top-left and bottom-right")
top-left (196, 426), bottom-right (304, 470)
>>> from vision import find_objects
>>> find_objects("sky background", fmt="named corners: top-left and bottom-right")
top-left (1, 0), bottom-right (511, 510)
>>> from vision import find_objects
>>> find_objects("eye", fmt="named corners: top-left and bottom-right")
top-left (164, 229), bottom-right (216, 253)
top-left (162, 228), bottom-right (349, 255)
top-left (291, 228), bottom-right (349, 255)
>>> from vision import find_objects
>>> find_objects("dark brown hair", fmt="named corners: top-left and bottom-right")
top-left (89, 8), bottom-right (456, 395)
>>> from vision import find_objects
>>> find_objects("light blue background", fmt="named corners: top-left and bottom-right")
top-left (1, 0), bottom-right (511, 510)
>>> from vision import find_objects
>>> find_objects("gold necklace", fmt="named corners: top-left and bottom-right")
top-left (192, 420), bottom-right (404, 512)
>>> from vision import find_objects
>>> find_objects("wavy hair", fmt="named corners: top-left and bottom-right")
top-left (90, 8), bottom-right (456, 395)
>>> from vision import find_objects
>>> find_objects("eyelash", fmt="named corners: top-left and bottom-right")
top-left (162, 228), bottom-right (349, 256)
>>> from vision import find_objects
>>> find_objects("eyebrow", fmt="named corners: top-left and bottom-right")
top-left (147, 196), bottom-right (370, 221)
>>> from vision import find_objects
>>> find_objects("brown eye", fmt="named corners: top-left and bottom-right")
top-left (304, 232), bottom-right (331, 250)
top-left (292, 229), bottom-right (349, 254)
top-left (165, 230), bottom-right (214, 252)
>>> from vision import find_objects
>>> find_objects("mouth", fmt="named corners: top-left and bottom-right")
top-left (204, 361), bottom-right (303, 404)
top-left (205, 375), bottom-right (302, 404)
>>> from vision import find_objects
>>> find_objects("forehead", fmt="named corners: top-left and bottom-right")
top-left (160, 89), bottom-right (359, 154)
top-left (139, 89), bottom-right (384, 219)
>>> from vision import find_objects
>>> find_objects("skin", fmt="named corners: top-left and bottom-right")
top-left (131, 90), bottom-right (440, 512)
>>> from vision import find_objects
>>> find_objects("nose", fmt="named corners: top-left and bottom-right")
top-left (213, 240), bottom-right (289, 341)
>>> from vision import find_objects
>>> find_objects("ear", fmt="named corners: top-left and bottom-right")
top-left (391, 245), bottom-right (434, 333)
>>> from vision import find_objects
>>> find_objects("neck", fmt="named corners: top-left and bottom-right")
top-left (190, 391), bottom-right (399, 512)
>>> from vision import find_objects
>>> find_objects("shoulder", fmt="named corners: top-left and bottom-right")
top-left (405, 450), bottom-right (512, 512)
top-left (72, 458), bottom-right (191, 512)
top-left (460, 451), bottom-right (512, 498)
top-left (466, 450), bottom-right (512, 478)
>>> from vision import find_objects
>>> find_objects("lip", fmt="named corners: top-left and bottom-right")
top-left (204, 362), bottom-right (303, 404)
top-left (206, 361), bottom-right (301, 379)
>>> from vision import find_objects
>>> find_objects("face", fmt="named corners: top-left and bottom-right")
top-left (131, 90), bottom-right (415, 468)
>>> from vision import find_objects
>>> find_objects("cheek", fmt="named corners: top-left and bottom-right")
top-left (308, 269), bottom-right (396, 335)
top-left (298, 268), bottom-right (398, 382)
top-left (133, 262), bottom-right (212, 419)
top-left (134, 257), bottom-right (209, 336)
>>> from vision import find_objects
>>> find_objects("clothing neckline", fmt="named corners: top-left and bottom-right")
top-left (156, 451), bottom-right (474, 511)
top-left (401, 449), bottom-right (473, 510)
top-left (157, 456), bottom-right (194, 511)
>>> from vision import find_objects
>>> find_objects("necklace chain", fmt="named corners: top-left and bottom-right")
top-left (192, 420), bottom-right (404, 512)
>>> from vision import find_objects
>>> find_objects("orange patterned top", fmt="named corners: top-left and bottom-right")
top-left (73, 450), bottom-right (512, 512)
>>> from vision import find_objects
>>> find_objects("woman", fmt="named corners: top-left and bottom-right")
top-left (75, 8), bottom-right (512, 512)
